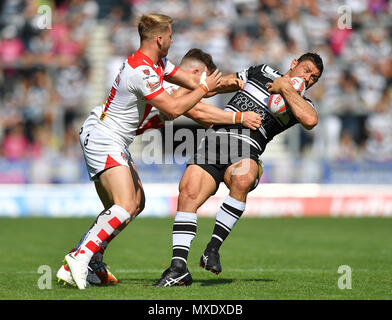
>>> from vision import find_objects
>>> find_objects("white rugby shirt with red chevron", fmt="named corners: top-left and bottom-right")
top-left (96, 49), bottom-right (178, 146)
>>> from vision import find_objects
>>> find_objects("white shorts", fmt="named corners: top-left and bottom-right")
top-left (79, 116), bottom-right (133, 181)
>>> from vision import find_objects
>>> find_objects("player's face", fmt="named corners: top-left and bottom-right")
top-left (160, 25), bottom-right (173, 57)
top-left (289, 60), bottom-right (320, 89)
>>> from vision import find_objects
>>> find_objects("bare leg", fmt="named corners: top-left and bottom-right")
top-left (89, 163), bottom-right (145, 258)
top-left (177, 165), bottom-right (217, 212)
top-left (200, 158), bottom-right (258, 273)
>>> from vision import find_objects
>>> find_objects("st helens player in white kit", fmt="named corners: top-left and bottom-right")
top-left (59, 13), bottom-right (225, 290)
top-left (79, 52), bottom-right (180, 181)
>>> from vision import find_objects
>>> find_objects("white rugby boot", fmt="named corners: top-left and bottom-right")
top-left (64, 253), bottom-right (89, 290)
top-left (56, 264), bottom-right (76, 286)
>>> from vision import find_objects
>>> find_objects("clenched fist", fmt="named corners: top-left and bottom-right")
top-left (242, 111), bottom-right (262, 130)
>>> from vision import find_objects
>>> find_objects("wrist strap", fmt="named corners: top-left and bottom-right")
top-left (235, 112), bottom-right (242, 124)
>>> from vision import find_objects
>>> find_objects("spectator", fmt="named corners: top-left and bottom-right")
top-left (0, 25), bottom-right (25, 73)
top-left (362, 91), bottom-right (392, 162)
top-left (0, 0), bottom-right (392, 184)
top-left (0, 123), bottom-right (29, 161)
top-left (335, 130), bottom-right (358, 162)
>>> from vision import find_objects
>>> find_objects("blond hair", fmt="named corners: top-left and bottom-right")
top-left (138, 14), bottom-right (173, 41)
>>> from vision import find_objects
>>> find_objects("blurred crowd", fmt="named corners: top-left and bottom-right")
top-left (0, 0), bottom-right (392, 183)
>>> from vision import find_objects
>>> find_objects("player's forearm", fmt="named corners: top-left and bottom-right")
top-left (186, 103), bottom-right (237, 125)
top-left (208, 74), bottom-right (241, 95)
top-left (184, 112), bottom-right (212, 128)
top-left (280, 86), bottom-right (318, 130)
top-left (169, 86), bottom-right (207, 118)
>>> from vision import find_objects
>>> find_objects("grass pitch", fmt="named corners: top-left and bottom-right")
top-left (0, 217), bottom-right (391, 300)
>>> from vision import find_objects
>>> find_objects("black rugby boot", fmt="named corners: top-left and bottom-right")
top-left (153, 260), bottom-right (192, 287)
top-left (199, 247), bottom-right (222, 274)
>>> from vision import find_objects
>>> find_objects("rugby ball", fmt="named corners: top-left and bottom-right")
top-left (267, 77), bottom-right (306, 115)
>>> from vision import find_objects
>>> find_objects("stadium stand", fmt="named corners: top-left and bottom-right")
top-left (0, 0), bottom-right (391, 184)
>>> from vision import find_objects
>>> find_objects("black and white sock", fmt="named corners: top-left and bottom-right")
top-left (207, 195), bottom-right (246, 250)
top-left (171, 211), bottom-right (197, 266)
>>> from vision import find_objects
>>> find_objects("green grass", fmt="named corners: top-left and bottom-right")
top-left (0, 217), bottom-right (391, 300)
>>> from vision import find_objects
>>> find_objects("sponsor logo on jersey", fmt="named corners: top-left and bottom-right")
top-left (146, 80), bottom-right (161, 92)
top-left (143, 73), bottom-right (160, 81)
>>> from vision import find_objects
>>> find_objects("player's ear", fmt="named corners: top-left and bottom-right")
top-left (290, 59), bottom-right (299, 70)
top-left (156, 34), bottom-right (163, 46)
top-left (192, 67), bottom-right (200, 74)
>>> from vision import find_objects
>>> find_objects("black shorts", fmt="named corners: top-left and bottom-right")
top-left (188, 124), bottom-right (265, 194)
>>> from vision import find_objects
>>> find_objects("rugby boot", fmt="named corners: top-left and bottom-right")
top-left (200, 247), bottom-right (222, 274)
top-left (153, 260), bottom-right (192, 287)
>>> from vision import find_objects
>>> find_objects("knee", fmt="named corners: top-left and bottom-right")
top-left (116, 189), bottom-right (145, 218)
top-left (230, 175), bottom-right (255, 194)
top-left (178, 184), bottom-right (200, 205)
top-left (120, 202), bottom-right (138, 217)
top-left (118, 195), bottom-right (141, 217)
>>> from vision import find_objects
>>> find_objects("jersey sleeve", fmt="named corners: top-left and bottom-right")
top-left (236, 68), bottom-right (249, 82)
top-left (163, 58), bottom-right (178, 80)
top-left (129, 66), bottom-right (164, 101)
top-left (236, 65), bottom-right (263, 83)
top-left (163, 81), bottom-right (179, 95)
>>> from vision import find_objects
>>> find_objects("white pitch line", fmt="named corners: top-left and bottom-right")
top-left (113, 268), bottom-right (387, 274)
top-left (2, 268), bottom-right (390, 274)
top-left (114, 268), bottom-right (265, 273)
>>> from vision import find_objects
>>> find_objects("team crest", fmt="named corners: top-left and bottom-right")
top-left (143, 69), bottom-right (150, 75)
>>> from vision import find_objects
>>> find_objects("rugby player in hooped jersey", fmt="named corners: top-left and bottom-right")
top-left (153, 53), bottom-right (324, 287)
top-left (57, 13), bottom-right (236, 290)
top-left (56, 44), bottom-right (262, 288)
top-left (137, 48), bottom-right (263, 134)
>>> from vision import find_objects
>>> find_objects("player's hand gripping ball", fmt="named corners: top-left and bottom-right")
top-left (267, 77), bottom-right (306, 115)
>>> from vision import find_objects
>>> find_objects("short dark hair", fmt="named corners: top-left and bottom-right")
top-left (182, 48), bottom-right (217, 74)
top-left (298, 52), bottom-right (324, 77)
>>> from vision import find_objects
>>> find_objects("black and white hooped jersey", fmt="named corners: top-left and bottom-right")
top-left (220, 63), bottom-right (315, 155)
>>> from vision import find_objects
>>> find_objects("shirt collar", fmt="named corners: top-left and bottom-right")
top-left (135, 49), bottom-right (156, 67)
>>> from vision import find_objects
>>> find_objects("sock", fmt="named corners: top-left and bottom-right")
top-left (93, 228), bottom-right (122, 261)
top-left (73, 210), bottom-right (107, 252)
top-left (72, 204), bottom-right (129, 266)
top-left (171, 211), bottom-right (197, 266)
top-left (73, 220), bottom-right (131, 262)
top-left (207, 195), bottom-right (246, 250)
